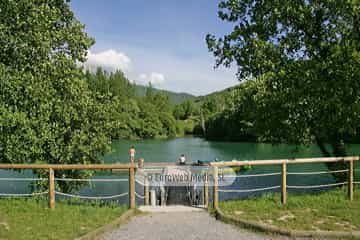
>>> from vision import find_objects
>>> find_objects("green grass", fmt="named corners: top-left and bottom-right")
top-left (0, 198), bottom-right (127, 240)
top-left (220, 188), bottom-right (360, 232)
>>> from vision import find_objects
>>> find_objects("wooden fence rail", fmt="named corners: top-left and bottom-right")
top-left (1, 156), bottom-right (359, 210)
top-left (0, 163), bottom-right (138, 210)
top-left (210, 156), bottom-right (360, 208)
top-left (0, 163), bottom-right (137, 170)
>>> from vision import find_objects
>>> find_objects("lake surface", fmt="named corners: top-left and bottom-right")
top-left (1, 136), bottom-right (359, 204)
top-left (105, 136), bottom-right (344, 163)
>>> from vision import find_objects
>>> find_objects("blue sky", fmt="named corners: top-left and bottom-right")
top-left (70, 0), bottom-right (238, 95)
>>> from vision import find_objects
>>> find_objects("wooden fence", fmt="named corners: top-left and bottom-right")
top-left (210, 156), bottom-right (359, 209)
top-left (0, 156), bottom-right (359, 210)
top-left (0, 163), bottom-right (138, 210)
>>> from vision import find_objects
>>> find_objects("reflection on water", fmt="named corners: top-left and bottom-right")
top-left (1, 137), bottom-right (360, 204)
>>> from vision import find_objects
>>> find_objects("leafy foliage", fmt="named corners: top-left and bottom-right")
top-left (134, 85), bottom-right (196, 105)
top-left (0, 0), bottom-right (183, 192)
top-left (194, 82), bottom-right (257, 141)
top-left (173, 100), bottom-right (198, 120)
top-left (0, 0), bottom-right (115, 191)
top-left (207, 0), bottom-right (360, 181)
top-left (85, 68), bottom-right (178, 139)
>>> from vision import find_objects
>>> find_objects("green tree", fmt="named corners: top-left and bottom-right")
top-left (182, 100), bottom-right (197, 119)
top-left (151, 92), bottom-right (177, 137)
top-left (173, 104), bottom-right (186, 120)
top-left (152, 92), bottom-right (172, 113)
top-left (0, 0), bottom-right (112, 192)
top-left (136, 101), bottom-right (163, 138)
top-left (207, 0), bottom-right (360, 181)
top-left (205, 82), bottom-right (257, 141)
top-left (109, 70), bottom-right (135, 99)
top-left (173, 100), bottom-right (198, 120)
top-left (145, 82), bottom-right (155, 101)
top-left (95, 67), bottom-right (110, 94)
top-left (85, 69), bottom-right (178, 140)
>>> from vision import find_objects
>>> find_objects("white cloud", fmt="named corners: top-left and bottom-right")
top-left (138, 72), bottom-right (166, 86)
top-left (120, 45), bottom-right (238, 95)
top-left (82, 46), bottom-right (238, 95)
top-left (84, 49), bottom-right (132, 73)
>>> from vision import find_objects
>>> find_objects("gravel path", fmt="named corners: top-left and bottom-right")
top-left (100, 211), bottom-right (295, 240)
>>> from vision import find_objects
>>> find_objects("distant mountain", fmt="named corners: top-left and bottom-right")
top-left (194, 84), bottom-right (241, 105)
top-left (134, 84), bottom-right (196, 105)
top-left (203, 85), bottom-right (240, 98)
top-left (134, 83), bottom-right (240, 106)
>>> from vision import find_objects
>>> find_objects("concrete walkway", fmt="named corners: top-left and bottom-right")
top-left (100, 208), bottom-right (296, 240)
top-left (138, 205), bottom-right (205, 213)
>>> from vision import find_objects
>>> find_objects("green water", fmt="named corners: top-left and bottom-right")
top-left (104, 136), bottom-right (340, 163)
top-left (1, 137), bottom-right (360, 203)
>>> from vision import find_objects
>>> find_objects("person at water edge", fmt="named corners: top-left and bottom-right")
top-left (129, 146), bottom-right (136, 163)
top-left (178, 154), bottom-right (186, 165)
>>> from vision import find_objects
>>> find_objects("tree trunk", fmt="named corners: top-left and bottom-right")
top-left (315, 137), bottom-right (330, 157)
top-left (327, 142), bottom-right (347, 183)
top-left (315, 137), bottom-right (347, 183)
top-left (200, 109), bottom-right (206, 136)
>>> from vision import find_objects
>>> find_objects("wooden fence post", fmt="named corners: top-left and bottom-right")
top-left (213, 166), bottom-right (219, 209)
top-left (48, 168), bottom-right (55, 210)
top-left (129, 167), bottom-right (136, 209)
top-left (281, 162), bottom-right (287, 204)
top-left (144, 176), bottom-right (149, 205)
top-left (203, 173), bottom-right (209, 208)
top-left (348, 160), bottom-right (354, 201)
top-left (138, 158), bottom-right (144, 168)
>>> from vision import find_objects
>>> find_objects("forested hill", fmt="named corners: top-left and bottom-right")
top-left (195, 85), bottom-right (239, 103)
top-left (190, 82), bottom-right (259, 141)
top-left (134, 84), bottom-right (196, 105)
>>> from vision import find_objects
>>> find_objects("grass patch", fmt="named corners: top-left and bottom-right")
top-left (0, 198), bottom-right (127, 240)
top-left (220, 188), bottom-right (360, 232)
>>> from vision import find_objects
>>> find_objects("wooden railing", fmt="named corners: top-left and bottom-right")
top-left (1, 156), bottom-right (358, 210)
top-left (0, 163), bottom-right (138, 209)
top-left (210, 156), bottom-right (360, 209)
